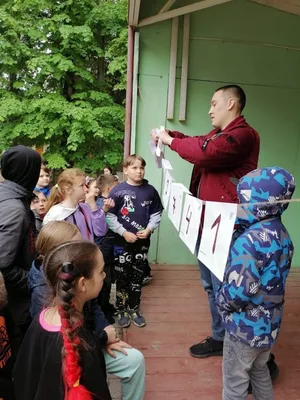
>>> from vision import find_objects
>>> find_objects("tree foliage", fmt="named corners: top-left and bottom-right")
top-left (0, 0), bottom-right (128, 172)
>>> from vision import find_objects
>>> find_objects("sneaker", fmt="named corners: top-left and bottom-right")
top-left (268, 353), bottom-right (279, 381)
top-left (189, 336), bottom-right (223, 358)
top-left (142, 274), bottom-right (153, 286)
top-left (116, 311), bottom-right (131, 328)
top-left (129, 310), bottom-right (146, 327)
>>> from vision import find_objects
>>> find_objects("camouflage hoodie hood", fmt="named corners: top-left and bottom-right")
top-left (236, 166), bottom-right (296, 226)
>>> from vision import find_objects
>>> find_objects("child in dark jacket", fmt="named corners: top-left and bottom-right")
top-left (28, 221), bottom-right (145, 400)
top-left (34, 165), bottom-right (51, 197)
top-left (30, 190), bottom-right (47, 233)
top-left (95, 174), bottom-right (120, 323)
top-left (217, 166), bottom-right (295, 400)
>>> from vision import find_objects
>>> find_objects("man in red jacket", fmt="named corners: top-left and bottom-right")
top-left (153, 85), bottom-right (260, 358)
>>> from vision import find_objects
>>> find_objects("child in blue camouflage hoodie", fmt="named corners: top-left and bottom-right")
top-left (217, 166), bottom-right (295, 400)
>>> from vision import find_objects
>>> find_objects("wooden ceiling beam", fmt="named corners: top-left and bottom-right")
top-left (138, 0), bottom-right (233, 28)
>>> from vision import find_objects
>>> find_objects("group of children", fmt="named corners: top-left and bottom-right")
top-left (30, 156), bottom-right (163, 328)
top-left (0, 144), bottom-right (296, 400)
top-left (0, 153), bottom-right (163, 400)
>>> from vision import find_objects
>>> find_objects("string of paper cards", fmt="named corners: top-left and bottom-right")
top-left (148, 128), bottom-right (298, 281)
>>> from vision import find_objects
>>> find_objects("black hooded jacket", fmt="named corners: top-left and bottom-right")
top-left (0, 145), bottom-right (41, 333)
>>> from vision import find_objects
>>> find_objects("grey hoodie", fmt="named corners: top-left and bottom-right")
top-left (0, 146), bottom-right (41, 334)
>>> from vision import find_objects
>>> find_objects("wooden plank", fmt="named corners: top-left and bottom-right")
top-left (151, 279), bottom-right (201, 286)
top-left (145, 374), bottom-right (222, 392)
top-left (166, 17), bottom-right (179, 120)
top-left (138, 0), bottom-right (233, 27)
top-left (151, 264), bottom-right (198, 270)
top-left (145, 357), bottom-right (221, 374)
top-left (127, 330), bottom-right (211, 344)
top-left (251, 0), bottom-right (300, 16)
top-left (130, 31), bottom-right (140, 154)
top-left (149, 270), bottom-right (200, 279)
top-left (159, 0), bottom-right (177, 13)
top-left (133, 0), bottom-right (141, 26)
top-left (128, 0), bottom-right (135, 26)
top-left (142, 312), bottom-right (211, 322)
top-left (179, 13), bottom-right (190, 121)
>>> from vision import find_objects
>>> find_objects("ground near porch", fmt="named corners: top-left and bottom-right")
top-left (124, 265), bottom-right (300, 399)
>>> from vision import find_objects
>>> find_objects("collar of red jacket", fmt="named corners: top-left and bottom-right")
top-left (208, 115), bottom-right (246, 137)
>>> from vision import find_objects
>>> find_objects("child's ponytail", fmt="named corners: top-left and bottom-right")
top-left (45, 168), bottom-right (86, 214)
top-left (57, 261), bottom-right (92, 400)
top-left (45, 184), bottom-right (64, 213)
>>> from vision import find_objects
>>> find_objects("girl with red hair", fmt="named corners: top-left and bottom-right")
top-left (14, 240), bottom-right (112, 400)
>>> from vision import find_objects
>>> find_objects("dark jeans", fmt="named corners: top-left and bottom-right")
top-left (96, 234), bottom-right (115, 308)
top-left (196, 235), bottom-right (225, 342)
top-left (114, 238), bottom-right (150, 312)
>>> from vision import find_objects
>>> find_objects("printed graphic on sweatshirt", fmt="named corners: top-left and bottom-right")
top-left (0, 316), bottom-right (11, 369)
top-left (121, 194), bottom-right (135, 216)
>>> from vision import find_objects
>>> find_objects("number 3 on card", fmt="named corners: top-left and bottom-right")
top-left (198, 202), bottom-right (237, 282)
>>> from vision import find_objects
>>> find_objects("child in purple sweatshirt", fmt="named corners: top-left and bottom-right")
top-left (43, 168), bottom-right (113, 239)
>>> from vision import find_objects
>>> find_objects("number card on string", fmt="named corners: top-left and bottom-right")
top-left (162, 169), bottom-right (173, 208)
top-left (168, 183), bottom-right (191, 231)
top-left (148, 140), bottom-right (164, 168)
top-left (179, 195), bottom-right (203, 254)
top-left (198, 201), bottom-right (237, 281)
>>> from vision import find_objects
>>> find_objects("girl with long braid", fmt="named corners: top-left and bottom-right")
top-left (14, 240), bottom-right (145, 400)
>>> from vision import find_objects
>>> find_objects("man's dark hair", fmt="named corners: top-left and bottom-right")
top-left (215, 84), bottom-right (246, 112)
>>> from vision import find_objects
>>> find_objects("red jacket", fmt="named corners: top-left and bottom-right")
top-left (169, 116), bottom-right (260, 203)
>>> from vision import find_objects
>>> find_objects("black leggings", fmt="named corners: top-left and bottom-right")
top-left (114, 239), bottom-right (150, 312)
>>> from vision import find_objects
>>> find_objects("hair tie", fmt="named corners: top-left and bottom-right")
top-left (59, 261), bottom-right (79, 281)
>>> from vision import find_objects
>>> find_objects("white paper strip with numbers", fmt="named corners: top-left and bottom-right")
top-left (168, 183), bottom-right (191, 231)
top-left (162, 169), bottom-right (173, 208)
top-left (198, 201), bottom-right (237, 281)
top-left (179, 195), bottom-right (203, 254)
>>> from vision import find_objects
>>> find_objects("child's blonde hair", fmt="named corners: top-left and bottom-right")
top-left (36, 221), bottom-right (80, 260)
top-left (123, 154), bottom-right (146, 168)
top-left (45, 168), bottom-right (85, 213)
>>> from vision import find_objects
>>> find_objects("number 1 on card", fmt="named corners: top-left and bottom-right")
top-left (211, 214), bottom-right (221, 254)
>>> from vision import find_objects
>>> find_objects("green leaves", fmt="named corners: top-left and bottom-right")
top-left (0, 0), bottom-right (128, 173)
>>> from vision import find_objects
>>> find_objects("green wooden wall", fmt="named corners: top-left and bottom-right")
top-left (134, 0), bottom-right (300, 265)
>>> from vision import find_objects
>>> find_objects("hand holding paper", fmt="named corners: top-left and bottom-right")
top-left (156, 129), bottom-right (173, 146)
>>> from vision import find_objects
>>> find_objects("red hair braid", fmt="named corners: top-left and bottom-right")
top-left (58, 263), bottom-right (93, 400)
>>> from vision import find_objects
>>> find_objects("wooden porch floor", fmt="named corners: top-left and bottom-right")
top-left (124, 265), bottom-right (300, 400)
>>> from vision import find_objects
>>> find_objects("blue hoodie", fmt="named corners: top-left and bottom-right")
top-left (217, 166), bottom-right (295, 349)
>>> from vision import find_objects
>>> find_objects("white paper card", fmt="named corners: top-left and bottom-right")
top-left (148, 140), bottom-right (163, 168)
top-left (161, 159), bottom-right (173, 170)
top-left (198, 201), bottom-right (237, 281)
top-left (179, 196), bottom-right (203, 254)
top-left (162, 169), bottom-right (173, 209)
top-left (168, 183), bottom-right (191, 231)
top-left (156, 138), bottom-right (163, 157)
